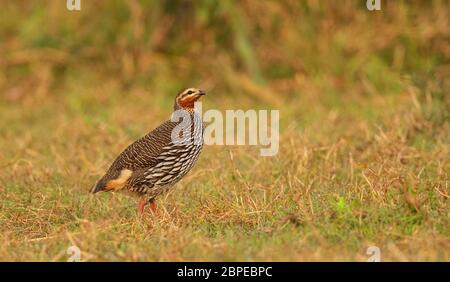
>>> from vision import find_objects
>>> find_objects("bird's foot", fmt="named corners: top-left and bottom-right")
top-left (137, 198), bottom-right (159, 216)
top-left (149, 199), bottom-right (159, 215)
top-left (138, 198), bottom-right (146, 214)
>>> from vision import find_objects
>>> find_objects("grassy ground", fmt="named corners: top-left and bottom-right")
top-left (0, 1), bottom-right (449, 261)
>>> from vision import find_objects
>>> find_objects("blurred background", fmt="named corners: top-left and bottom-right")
top-left (1, 1), bottom-right (447, 111)
top-left (0, 1), bottom-right (448, 261)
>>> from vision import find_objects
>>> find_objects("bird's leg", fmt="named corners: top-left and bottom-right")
top-left (138, 198), bottom-right (146, 214)
top-left (148, 198), bottom-right (159, 215)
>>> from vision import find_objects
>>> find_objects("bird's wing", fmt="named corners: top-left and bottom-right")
top-left (111, 120), bottom-right (177, 171)
top-left (91, 120), bottom-right (177, 192)
top-left (123, 113), bottom-right (205, 191)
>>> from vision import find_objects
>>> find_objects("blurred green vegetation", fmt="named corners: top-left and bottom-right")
top-left (0, 1), bottom-right (448, 108)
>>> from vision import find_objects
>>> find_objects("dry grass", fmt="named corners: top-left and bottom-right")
top-left (0, 1), bottom-right (449, 261)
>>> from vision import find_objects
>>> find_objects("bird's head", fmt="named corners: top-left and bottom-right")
top-left (174, 88), bottom-right (206, 111)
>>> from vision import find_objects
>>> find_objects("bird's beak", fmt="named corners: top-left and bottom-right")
top-left (197, 90), bottom-right (206, 96)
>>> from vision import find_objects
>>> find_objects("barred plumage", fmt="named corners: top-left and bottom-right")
top-left (91, 88), bottom-right (206, 214)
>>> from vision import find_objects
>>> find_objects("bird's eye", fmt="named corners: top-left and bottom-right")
top-left (186, 90), bottom-right (194, 95)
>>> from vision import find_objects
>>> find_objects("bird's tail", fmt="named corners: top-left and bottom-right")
top-left (90, 178), bottom-right (106, 194)
top-left (90, 169), bottom-right (132, 193)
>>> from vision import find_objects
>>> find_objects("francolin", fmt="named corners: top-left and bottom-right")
top-left (91, 88), bottom-right (205, 214)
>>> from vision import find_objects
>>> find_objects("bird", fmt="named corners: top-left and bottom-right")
top-left (91, 88), bottom-right (206, 214)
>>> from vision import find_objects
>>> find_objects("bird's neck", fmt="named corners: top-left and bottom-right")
top-left (174, 103), bottom-right (196, 113)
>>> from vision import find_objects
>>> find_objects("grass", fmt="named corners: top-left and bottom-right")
top-left (0, 1), bottom-right (449, 261)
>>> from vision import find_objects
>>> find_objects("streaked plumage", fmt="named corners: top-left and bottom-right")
top-left (91, 88), bottom-right (205, 214)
